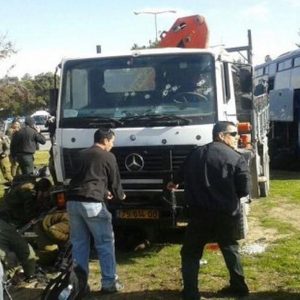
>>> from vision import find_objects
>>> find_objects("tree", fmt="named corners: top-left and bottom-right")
top-left (0, 35), bottom-right (59, 117)
top-left (0, 34), bottom-right (17, 116)
top-left (31, 72), bottom-right (56, 109)
top-left (131, 39), bottom-right (159, 50)
top-left (0, 72), bottom-right (58, 116)
top-left (0, 33), bottom-right (16, 61)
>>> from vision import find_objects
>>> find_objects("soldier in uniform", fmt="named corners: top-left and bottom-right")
top-left (0, 218), bottom-right (38, 280)
top-left (6, 120), bottom-right (21, 177)
top-left (0, 177), bottom-right (70, 267)
top-left (0, 177), bottom-right (53, 227)
top-left (0, 131), bottom-right (13, 184)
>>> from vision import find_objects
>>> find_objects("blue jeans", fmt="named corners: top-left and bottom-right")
top-left (67, 201), bottom-right (118, 288)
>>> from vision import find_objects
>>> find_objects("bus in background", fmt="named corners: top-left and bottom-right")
top-left (255, 48), bottom-right (300, 168)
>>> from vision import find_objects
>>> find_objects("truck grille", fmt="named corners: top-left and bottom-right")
top-left (63, 145), bottom-right (197, 185)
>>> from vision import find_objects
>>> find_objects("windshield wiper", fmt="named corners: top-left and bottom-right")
top-left (120, 114), bottom-right (191, 126)
top-left (62, 117), bottom-right (123, 128)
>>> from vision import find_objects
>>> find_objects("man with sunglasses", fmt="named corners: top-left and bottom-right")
top-left (167, 121), bottom-right (250, 300)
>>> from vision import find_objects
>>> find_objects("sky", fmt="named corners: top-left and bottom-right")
top-left (0, 0), bottom-right (299, 78)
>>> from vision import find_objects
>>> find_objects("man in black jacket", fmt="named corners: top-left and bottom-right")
top-left (167, 121), bottom-right (250, 300)
top-left (10, 116), bottom-right (46, 175)
top-left (67, 128), bottom-right (126, 295)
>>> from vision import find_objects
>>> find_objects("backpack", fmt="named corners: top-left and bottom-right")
top-left (41, 244), bottom-right (87, 300)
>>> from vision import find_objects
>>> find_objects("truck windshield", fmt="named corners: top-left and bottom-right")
top-left (60, 53), bottom-right (216, 128)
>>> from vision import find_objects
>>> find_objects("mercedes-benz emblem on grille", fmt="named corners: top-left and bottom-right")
top-left (125, 153), bottom-right (144, 172)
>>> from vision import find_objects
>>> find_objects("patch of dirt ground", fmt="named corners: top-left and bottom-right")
top-left (241, 200), bottom-right (300, 248)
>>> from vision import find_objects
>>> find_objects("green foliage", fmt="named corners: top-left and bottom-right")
top-left (0, 34), bottom-right (16, 61)
top-left (0, 73), bottom-right (59, 116)
top-left (0, 33), bottom-right (58, 116)
top-left (131, 39), bottom-right (159, 50)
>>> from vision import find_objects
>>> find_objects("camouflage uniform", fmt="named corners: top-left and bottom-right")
top-left (0, 132), bottom-right (12, 183)
top-left (0, 219), bottom-right (37, 278)
top-left (0, 177), bottom-right (54, 226)
top-left (6, 121), bottom-right (21, 178)
top-left (34, 211), bottom-right (69, 265)
top-left (0, 181), bottom-right (38, 227)
top-left (0, 178), bottom-right (69, 266)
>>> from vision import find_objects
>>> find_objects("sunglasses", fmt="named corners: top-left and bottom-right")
top-left (223, 131), bottom-right (239, 137)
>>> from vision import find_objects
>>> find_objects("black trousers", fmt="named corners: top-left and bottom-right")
top-left (181, 210), bottom-right (248, 300)
top-left (17, 153), bottom-right (34, 175)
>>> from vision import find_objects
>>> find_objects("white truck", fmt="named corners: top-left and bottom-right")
top-left (50, 15), bottom-right (270, 232)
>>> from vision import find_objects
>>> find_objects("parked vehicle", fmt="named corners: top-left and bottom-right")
top-left (31, 110), bottom-right (50, 132)
top-left (254, 48), bottom-right (300, 168)
top-left (49, 15), bottom-right (270, 232)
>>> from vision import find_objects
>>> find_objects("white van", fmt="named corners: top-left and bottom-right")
top-left (31, 110), bottom-right (50, 132)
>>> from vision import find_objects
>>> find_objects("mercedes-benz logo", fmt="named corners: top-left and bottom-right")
top-left (125, 153), bottom-right (144, 172)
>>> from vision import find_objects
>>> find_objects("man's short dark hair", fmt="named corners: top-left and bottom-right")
top-left (212, 121), bottom-right (236, 141)
top-left (94, 128), bottom-right (115, 144)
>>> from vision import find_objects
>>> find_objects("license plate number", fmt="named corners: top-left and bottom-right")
top-left (117, 209), bottom-right (159, 219)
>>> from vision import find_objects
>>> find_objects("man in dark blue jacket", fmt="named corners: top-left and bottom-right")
top-left (10, 116), bottom-right (46, 175)
top-left (168, 121), bottom-right (250, 300)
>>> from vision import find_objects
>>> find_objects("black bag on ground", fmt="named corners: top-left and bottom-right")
top-left (41, 243), bottom-right (87, 300)
top-left (41, 264), bottom-right (87, 300)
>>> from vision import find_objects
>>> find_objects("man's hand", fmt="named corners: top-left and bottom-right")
top-left (106, 191), bottom-right (113, 200)
top-left (106, 191), bottom-right (126, 201)
top-left (34, 125), bottom-right (41, 133)
top-left (167, 181), bottom-right (179, 191)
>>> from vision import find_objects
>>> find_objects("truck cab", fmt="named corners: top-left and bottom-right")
top-left (51, 16), bottom-right (269, 233)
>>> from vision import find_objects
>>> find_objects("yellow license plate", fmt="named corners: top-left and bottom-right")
top-left (117, 209), bottom-right (159, 219)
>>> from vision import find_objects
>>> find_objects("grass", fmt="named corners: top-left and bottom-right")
top-left (2, 155), bottom-right (300, 299)
top-left (34, 150), bottom-right (50, 168)
top-left (83, 169), bottom-right (300, 300)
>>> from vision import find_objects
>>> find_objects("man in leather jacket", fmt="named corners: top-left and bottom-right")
top-left (167, 121), bottom-right (250, 300)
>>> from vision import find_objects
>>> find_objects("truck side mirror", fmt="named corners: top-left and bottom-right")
top-left (49, 88), bottom-right (58, 113)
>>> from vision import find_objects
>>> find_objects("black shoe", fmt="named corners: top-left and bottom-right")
top-left (79, 284), bottom-right (90, 298)
top-left (218, 285), bottom-right (249, 297)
